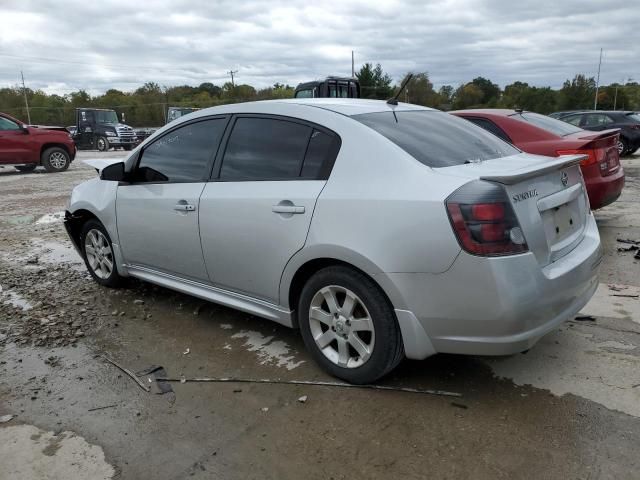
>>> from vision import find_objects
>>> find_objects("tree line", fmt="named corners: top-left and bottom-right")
top-left (1, 63), bottom-right (639, 127)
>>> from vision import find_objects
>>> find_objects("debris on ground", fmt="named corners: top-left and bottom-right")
top-left (573, 315), bottom-right (596, 322)
top-left (451, 402), bottom-right (468, 409)
top-left (261, 407), bottom-right (269, 412)
top-left (0, 414), bottom-right (15, 423)
top-left (88, 404), bottom-right (117, 412)
top-left (183, 348), bottom-right (190, 355)
top-left (136, 365), bottom-right (174, 395)
top-left (103, 356), bottom-right (150, 392)
top-left (298, 395), bottom-right (308, 403)
top-left (154, 376), bottom-right (462, 397)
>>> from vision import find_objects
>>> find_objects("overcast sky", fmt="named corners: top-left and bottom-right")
top-left (0, 0), bottom-right (638, 95)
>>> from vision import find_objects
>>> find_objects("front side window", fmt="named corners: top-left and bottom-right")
top-left (626, 113), bottom-right (640, 123)
top-left (136, 118), bottom-right (226, 182)
top-left (220, 117), bottom-right (312, 180)
top-left (353, 111), bottom-right (519, 168)
top-left (0, 116), bottom-right (20, 131)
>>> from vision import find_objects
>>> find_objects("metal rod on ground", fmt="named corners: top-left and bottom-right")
top-left (153, 377), bottom-right (462, 398)
top-left (103, 356), bottom-right (151, 392)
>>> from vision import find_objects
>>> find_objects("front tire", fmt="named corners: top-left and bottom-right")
top-left (15, 164), bottom-right (37, 172)
top-left (122, 145), bottom-right (133, 151)
top-left (80, 220), bottom-right (125, 288)
top-left (96, 136), bottom-right (109, 152)
top-left (298, 266), bottom-right (404, 384)
top-left (41, 147), bottom-right (70, 172)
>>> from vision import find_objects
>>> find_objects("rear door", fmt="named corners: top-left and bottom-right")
top-left (0, 115), bottom-right (31, 164)
top-left (199, 115), bottom-right (340, 303)
top-left (116, 116), bottom-right (228, 281)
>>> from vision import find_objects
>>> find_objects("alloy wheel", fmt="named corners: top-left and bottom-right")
top-left (49, 151), bottom-right (68, 169)
top-left (84, 229), bottom-right (114, 279)
top-left (617, 140), bottom-right (625, 156)
top-left (308, 285), bottom-right (375, 368)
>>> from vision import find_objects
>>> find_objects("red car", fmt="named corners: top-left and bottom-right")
top-left (0, 112), bottom-right (76, 172)
top-left (451, 109), bottom-right (624, 210)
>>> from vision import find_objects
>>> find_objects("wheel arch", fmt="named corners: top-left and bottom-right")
top-left (64, 208), bottom-right (99, 251)
top-left (40, 143), bottom-right (73, 161)
top-left (281, 246), bottom-right (407, 327)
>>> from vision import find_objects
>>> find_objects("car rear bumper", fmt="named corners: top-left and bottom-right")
top-left (584, 165), bottom-right (625, 210)
top-left (384, 214), bottom-right (602, 359)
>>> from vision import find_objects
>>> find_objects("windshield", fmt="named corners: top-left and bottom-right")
top-left (514, 112), bottom-right (582, 137)
top-left (352, 110), bottom-right (519, 168)
top-left (95, 110), bottom-right (119, 124)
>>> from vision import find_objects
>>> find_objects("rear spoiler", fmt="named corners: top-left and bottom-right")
top-left (577, 128), bottom-right (620, 141)
top-left (480, 155), bottom-right (586, 185)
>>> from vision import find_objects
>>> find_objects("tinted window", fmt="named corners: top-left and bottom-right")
top-left (514, 112), bottom-right (582, 136)
top-left (221, 117), bottom-right (312, 180)
top-left (353, 111), bottom-right (519, 168)
top-left (295, 89), bottom-right (314, 98)
top-left (137, 118), bottom-right (226, 182)
top-left (583, 114), bottom-right (613, 127)
top-left (0, 116), bottom-right (20, 131)
top-left (301, 130), bottom-right (337, 178)
top-left (466, 117), bottom-right (512, 143)
top-left (562, 114), bottom-right (582, 126)
top-left (627, 113), bottom-right (640, 123)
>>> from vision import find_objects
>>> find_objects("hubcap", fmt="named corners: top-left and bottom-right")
top-left (84, 229), bottom-right (114, 279)
top-left (308, 286), bottom-right (375, 369)
top-left (98, 139), bottom-right (106, 151)
top-left (618, 140), bottom-right (625, 155)
top-left (49, 152), bottom-right (67, 169)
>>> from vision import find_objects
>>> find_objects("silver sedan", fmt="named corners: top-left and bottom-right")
top-left (64, 99), bottom-right (601, 384)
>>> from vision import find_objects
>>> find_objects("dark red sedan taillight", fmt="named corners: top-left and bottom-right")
top-left (445, 181), bottom-right (528, 256)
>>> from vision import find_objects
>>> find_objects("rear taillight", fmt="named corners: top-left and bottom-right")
top-left (557, 148), bottom-right (619, 177)
top-left (445, 181), bottom-right (528, 257)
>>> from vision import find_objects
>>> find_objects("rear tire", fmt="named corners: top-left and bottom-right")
top-left (41, 147), bottom-right (70, 172)
top-left (80, 219), bottom-right (125, 288)
top-left (96, 136), bottom-right (109, 152)
top-left (298, 266), bottom-right (404, 384)
top-left (15, 164), bottom-right (37, 172)
top-left (628, 147), bottom-right (638, 156)
top-left (617, 138), bottom-right (628, 156)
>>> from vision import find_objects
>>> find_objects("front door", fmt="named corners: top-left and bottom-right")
top-left (0, 115), bottom-right (30, 164)
top-left (200, 115), bottom-right (340, 303)
top-left (116, 117), bottom-right (228, 281)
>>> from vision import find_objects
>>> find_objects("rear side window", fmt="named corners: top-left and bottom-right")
top-left (353, 111), bottom-right (519, 168)
top-left (626, 113), bottom-right (640, 123)
top-left (137, 118), bottom-right (226, 182)
top-left (583, 114), bottom-right (614, 127)
top-left (465, 117), bottom-right (512, 143)
top-left (219, 117), bottom-right (340, 181)
top-left (514, 112), bottom-right (582, 136)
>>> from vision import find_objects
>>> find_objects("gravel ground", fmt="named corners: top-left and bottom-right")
top-left (1, 151), bottom-right (639, 479)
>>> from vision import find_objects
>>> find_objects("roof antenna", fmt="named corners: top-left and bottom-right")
top-left (387, 74), bottom-right (413, 105)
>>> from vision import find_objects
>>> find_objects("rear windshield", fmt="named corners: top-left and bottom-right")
top-left (352, 110), bottom-right (519, 168)
top-left (513, 112), bottom-right (582, 137)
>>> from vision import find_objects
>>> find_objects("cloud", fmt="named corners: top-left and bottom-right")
top-left (0, 0), bottom-right (637, 95)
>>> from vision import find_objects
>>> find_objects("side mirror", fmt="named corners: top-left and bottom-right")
top-left (121, 112), bottom-right (126, 123)
top-left (100, 162), bottom-right (126, 182)
top-left (20, 124), bottom-right (29, 134)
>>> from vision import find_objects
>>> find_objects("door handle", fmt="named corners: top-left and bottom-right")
top-left (174, 203), bottom-right (196, 212)
top-left (272, 205), bottom-right (305, 214)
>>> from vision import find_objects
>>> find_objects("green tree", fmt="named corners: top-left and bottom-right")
top-left (401, 72), bottom-right (439, 107)
top-left (356, 63), bottom-right (393, 99)
top-left (558, 74), bottom-right (596, 110)
top-left (452, 83), bottom-right (484, 109)
top-left (470, 77), bottom-right (501, 105)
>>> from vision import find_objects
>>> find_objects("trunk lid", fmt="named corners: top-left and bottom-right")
top-left (437, 153), bottom-right (591, 266)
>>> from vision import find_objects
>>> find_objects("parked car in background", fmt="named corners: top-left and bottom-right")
top-left (0, 112), bottom-right (76, 172)
top-left (549, 110), bottom-right (585, 119)
top-left (451, 109), bottom-right (624, 209)
top-left (72, 108), bottom-right (137, 152)
top-left (294, 77), bottom-right (360, 98)
top-left (553, 110), bottom-right (640, 156)
top-left (65, 99), bottom-right (601, 384)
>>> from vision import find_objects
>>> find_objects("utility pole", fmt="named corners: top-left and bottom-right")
top-left (594, 48), bottom-right (602, 110)
top-left (351, 50), bottom-right (355, 77)
top-left (227, 70), bottom-right (238, 88)
top-left (21, 71), bottom-right (31, 124)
